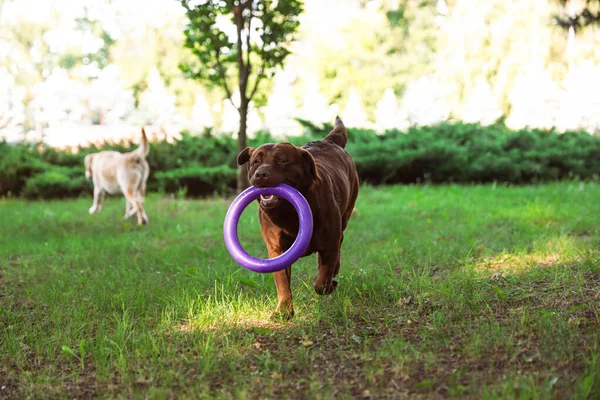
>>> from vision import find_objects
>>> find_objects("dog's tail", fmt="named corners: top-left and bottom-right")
top-left (323, 117), bottom-right (348, 149)
top-left (136, 127), bottom-right (150, 157)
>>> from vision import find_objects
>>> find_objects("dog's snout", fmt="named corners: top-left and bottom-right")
top-left (255, 168), bottom-right (270, 179)
top-left (252, 166), bottom-right (278, 187)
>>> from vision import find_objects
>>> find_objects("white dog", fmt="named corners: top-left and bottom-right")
top-left (84, 128), bottom-right (150, 225)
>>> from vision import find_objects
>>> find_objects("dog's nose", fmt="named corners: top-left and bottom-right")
top-left (255, 168), bottom-right (270, 179)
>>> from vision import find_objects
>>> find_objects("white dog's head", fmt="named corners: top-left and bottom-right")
top-left (84, 154), bottom-right (95, 180)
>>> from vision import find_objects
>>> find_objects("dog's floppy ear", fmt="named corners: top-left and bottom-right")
top-left (298, 148), bottom-right (320, 183)
top-left (237, 147), bottom-right (254, 165)
top-left (84, 154), bottom-right (95, 180)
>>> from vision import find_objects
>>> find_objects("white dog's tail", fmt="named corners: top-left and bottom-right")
top-left (136, 127), bottom-right (150, 157)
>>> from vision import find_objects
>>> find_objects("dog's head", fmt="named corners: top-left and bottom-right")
top-left (84, 154), bottom-right (95, 180)
top-left (237, 142), bottom-right (319, 209)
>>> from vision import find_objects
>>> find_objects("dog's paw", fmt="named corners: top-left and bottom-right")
top-left (271, 300), bottom-right (294, 321)
top-left (270, 309), bottom-right (294, 321)
top-left (89, 206), bottom-right (97, 215)
top-left (314, 279), bottom-right (338, 295)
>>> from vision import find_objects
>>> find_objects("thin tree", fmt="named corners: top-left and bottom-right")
top-left (180, 0), bottom-right (303, 192)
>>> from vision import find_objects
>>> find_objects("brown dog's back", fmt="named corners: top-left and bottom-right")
top-left (303, 118), bottom-right (358, 224)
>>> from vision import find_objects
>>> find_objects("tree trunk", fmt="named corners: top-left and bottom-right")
top-left (234, 4), bottom-right (251, 193)
top-left (237, 99), bottom-right (250, 193)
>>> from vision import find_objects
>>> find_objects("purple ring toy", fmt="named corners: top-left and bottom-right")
top-left (223, 184), bottom-right (313, 273)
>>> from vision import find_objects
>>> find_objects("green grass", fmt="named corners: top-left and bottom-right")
top-left (1, 183), bottom-right (599, 399)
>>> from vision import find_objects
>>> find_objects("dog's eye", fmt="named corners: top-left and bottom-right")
top-left (276, 158), bottom-right (288, 164)
top-left (253, 158), bottom-right (261, 165)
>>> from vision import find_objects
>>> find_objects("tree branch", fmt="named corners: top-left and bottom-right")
top-left (215, 48), bottom-right (238, 110)
top-left (248, 60), bottom-right (266, 100)
top-left (248, 36), bottom-right (268, 100)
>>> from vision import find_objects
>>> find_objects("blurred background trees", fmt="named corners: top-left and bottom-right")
top-left (4, 0), bottom-right (600, 198)
top-left (1, 0), bottom-right (600, 145)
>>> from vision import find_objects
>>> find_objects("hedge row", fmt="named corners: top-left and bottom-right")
top-left (1, 122), bottom-right (600, 199)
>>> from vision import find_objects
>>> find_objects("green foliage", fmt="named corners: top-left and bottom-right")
top-left (180, 0), bottom-right (304, 191)
top-left (0, 141), bottom-right (46, 196)
top-left (179, 0), bottom-right (303, 98)
top-left (4, 123), bottom-right (600, 200)
top-left (62, 15), bottom-right (115, 72)
top-left (155, 164), bottom-right (237, 196)
top-left (297, 121), bottom-right (600, 185)
top-left (22, 167), bottom-right (90, 200)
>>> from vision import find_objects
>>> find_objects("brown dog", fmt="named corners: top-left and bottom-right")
top-left (237, 117), bottom-right (359, 318)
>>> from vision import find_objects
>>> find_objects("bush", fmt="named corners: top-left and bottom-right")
top-left (22, 166), bottom-right (91, 200)
top-left (155, 164), bottom-right (237, 196)
top-left (346, 123), bottom-right (600, 184)
top-left (2, 122), bottom-right (600, 200)
top-left (0, 141), bottom-right (48, 197)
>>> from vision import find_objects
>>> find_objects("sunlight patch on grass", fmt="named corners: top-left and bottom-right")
top-left (474, 235), bottom-right (586, 276)
top-left (172, 315), bottom-right (305, 335)
top-left (170, 310), bottom-right (278, 334)
top-left (162, 289), bottom-right (290, 335)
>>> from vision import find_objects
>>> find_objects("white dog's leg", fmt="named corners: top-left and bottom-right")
top-left (89, 188), bottom-right (104, 214)
top-left (136, 173), bottom-right (149, 222)
top-left (140, 204), bottom-right (149, 223)
top-left (124, 200), bottom-right (134, 219)
top-left (136, 190), bottom-right (148, 222)
top-left (124, 202), bottom-right (137, 218)
top-left (123, 188), bottom-right (148, 225)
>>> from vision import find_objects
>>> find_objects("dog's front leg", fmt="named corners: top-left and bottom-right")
top-left (89, 188), bottom-right (104, 214)
top-left (268, 248), bottom-right (294, 320)
top-left (315, 250), bottom-right (340, 295)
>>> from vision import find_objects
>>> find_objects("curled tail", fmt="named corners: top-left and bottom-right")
top-left (136, 127), bottom-right (149, 157)
top-left (323, 117), bottom-right (348, 148)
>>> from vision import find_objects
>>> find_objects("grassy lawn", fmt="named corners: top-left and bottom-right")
top-left (1, 183), bottom-right (599, 399)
